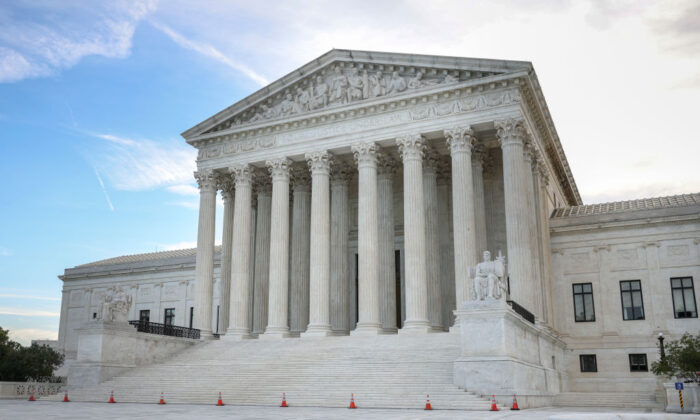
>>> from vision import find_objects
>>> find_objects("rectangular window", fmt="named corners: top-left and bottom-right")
top-left (164, 308), bottom-right (175, 326)
top-left (572, 283), bottom-right (595, 322)
top-left (620, 280), bottom-right (645, 320)
top-left (579, 354), bottom-right (597, 372)
top-left (139, 309), bottom-right (150, 323)
top-left (671, 277), bottom-right (697, 319)
top-left (629, 354), bottom-right (648, 372)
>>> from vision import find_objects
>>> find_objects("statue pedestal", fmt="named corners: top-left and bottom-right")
top-left (67, 321), bottom-right (199, 387)
top-left (453, 299), bottom-right (566, 408)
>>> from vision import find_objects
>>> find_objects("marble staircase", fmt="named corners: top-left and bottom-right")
top-left (49, 332), bottom-right (504, 410)
top-left (553, 392), bottom-right (662, 409)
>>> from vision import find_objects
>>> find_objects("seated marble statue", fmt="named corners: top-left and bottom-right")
top-left (472, 250), bottom-right (507, 301)
top-left (99, 286), bottom-right (132, 323)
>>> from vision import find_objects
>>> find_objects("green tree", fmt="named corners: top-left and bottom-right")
top-left (651, 333), bottom-right (700, 383)
top-left (0, 327), bottom-right (64, 381)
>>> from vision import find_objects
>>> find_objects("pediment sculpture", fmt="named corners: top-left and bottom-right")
top-left (97, 286), bottom-right (132, 323)
top-left (208, 64), bottom-right (475, 133)
top-left (472, 250), bottom-right (507, 301)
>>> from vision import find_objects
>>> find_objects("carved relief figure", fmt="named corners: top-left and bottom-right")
top-left (369, 71), bottom-right (386, 98)
top-left (98, 286), bottom-right (133, 323)
top-left (387, 71), bottom-right (407, 95)
top-left (295, 86), bottom-right (311, 112)
top-left (328, 66), bottom-right (349, 104)
top-left (472, 250), bottom-right (507, 301)
top-left (443, 73), bottom-right (459, 84)
top-left (279, 93), bottom-right (302, 116)
top-left (310, 75), bottom-right (329, 109)
top-left (347, 69), bottom-right (364, 102)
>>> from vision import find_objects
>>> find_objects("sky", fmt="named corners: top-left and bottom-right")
top-left (0, 0), bottom-right (698, 345)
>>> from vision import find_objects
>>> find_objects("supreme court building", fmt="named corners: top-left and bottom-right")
top-left (56, 50), bottom-right (700, 409)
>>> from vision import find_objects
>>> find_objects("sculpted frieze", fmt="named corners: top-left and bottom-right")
top-left (206, 63), bottom-right (472, 134)
top-left (410, 90), bottom-right (520, 121)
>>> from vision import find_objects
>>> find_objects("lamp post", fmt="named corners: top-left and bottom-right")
top-left (658, 332), bottom-right (665, 361)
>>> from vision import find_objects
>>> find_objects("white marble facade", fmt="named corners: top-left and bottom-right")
top-left (57, 50), bottom-right (700, 398)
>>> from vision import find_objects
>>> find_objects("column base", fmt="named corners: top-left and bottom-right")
top-left (382, 327), bottom-right (398, 334)
top-left (399, 320), bottom-right (434, 334)
top-left (449, 323), bottom-right (460, 333)
top-left (331, 329), bottom-right (349, 336)
top-left (301, 324), bottom-right (333, 337)
top-left (351, 322), bottom-right (384, 335)
top-left (222, 329), bottom-right (255, 340)
top-left (199, 330), bottom-right (217, 340)
top-left (260, 326), bottom-right (291, 339)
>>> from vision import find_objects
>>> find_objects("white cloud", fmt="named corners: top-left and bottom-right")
top-left (0, 1), bottom-right (158, 83)
top-left (93, 168), bottom-right (115, 211)
top-left (88, 132), bottom-right (197, 191)
top-left (150, 20), bottom-right (269, 86)
top-left (8, 328), bottom-right (58, 347)
top-left (0, 307), bottom-right (60, 317)
top-left (167, 184), bottom-right (199, 196)
top-left (160, 241), bottom-right (197, 251)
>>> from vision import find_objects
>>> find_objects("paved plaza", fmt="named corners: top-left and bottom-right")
top-left (0, 401), bottom-right (690, 420)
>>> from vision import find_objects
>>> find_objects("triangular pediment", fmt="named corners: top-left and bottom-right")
top-left (182, 49), bottom-right (532, 141)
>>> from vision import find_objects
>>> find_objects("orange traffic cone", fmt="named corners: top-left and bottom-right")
top-left (63, 391), bottom-right (70, 402)
top-left (216, 392), bottom-right (224, 406)
top-left (28, 392), bottom-right (35, 402)
top-left (424, 394), bottom-right (432, 410)
top-left (490, 394), bottom-right (498, 411)
top-left (159, 392), bottom-right (166, 405)
top-left (280, 392), bottom-right (288, 407)
top-left (511, 394), bottom-right (520, 410)
top-left (108, 390), bottom-right (115, 403)
top-left (349, 393), bottom-right (356, 409)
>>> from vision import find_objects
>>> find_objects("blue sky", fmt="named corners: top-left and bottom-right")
top-left (1, 0), bottom-right (699, 345)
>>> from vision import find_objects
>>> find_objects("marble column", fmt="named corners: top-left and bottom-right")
top-left (397, 134), bottom-right (431, 333)
top-left (330, 163), bottom-right (352, 335)
top-left (472, 145), bottom-right (488, 257)
top-left (226, 165), bottom-right (253, 338)
top-left (252, 174), bottom-right (272, 335)
top-left (350, 142), bottom-right (383, 334)
top-left (193, 170), bottom-right (217, 337)
top-left (536, 163), bottom-right (555, 326)
top-left (248, 192), bottom-right (257, 332)
top-left (422, 147), bottom-right (442, 331)
top-left (495, 118), bottom-right (536, 313)
top-left (436, 159), bottom-right (455, 330)
top-left (264, 158), bottom-right (292, 338)
top-left (444, 127), bottom-right (478, 319)
top-left (523, 144), bottom-right (543, 320)
top-left (304, 151), bottom-right (333, 336)
top-left (377, 154), bottom-right (398, 333)
top-left (217, 173), bottom-right (235, 335)
top-left (289, 165), bottom-right (311, 335)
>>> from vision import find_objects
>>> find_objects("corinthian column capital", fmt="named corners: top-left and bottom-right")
top-left (216, 171), bottom-right (235, 201)
top-left (194, 170), bottom-right (217, 192)
top-left (422, 146), bottom-right (440, 173)
top-left (351, 142), bottom-right (379, 167)
top-left (376, 153), bottom-right (398, 177)
top-left (444, 126), bottom-right (475, 154)
top-left (305, 151), bottom-right (333, 175)
top-left (230, 164), bottom-right (253, 187)
top-left (396, 133), bottom-right (425, 162)
top-left (266, 158), bottom-right (292, 181)
top-left (495, 118), bottom-right (526, 148)
top-left (331, 161), bottom-right (354, 184)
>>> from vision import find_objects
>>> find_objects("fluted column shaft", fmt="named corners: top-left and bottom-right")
top-left (397, 134), bottom-right (431, 333)
top-left (252, 179), bottom-right (272, 335)
top-left (444, 127), bottom-right (477, 318)
top-left (472, 147), bottom-right (488, 256)
top-left (264, 158), bottom-right (292, 338)
top-left (423, 149), bottom-right (442, 330)
top-left (523, 146), bottom-right (543, 320)
top-left (535, 161), bottom-right (555, 325)
top-left (496, 118), bottom-right (536, 314)
top-left (227, 165), bottom-right (253, 338)
top-left (377, 155), bottom-right (398, 333)
top-left (289, 167), bottom-right (311, 335)
top-left (304, 151), bottom-right (333, 336)
top-left (350, 142), bottom-right (382, 334)
top-left (436, 162), bottom-right (455, 329)
top-left (217, 175), bottom-right (235, 335)
top-left (330, 165), bottom-right (351, 334)
top-left (193, 170), bottom-right (217, 337)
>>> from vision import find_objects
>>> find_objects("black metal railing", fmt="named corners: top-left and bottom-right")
top-left (506, 300), bottom-right (535, 324)
top-left (129, 320), bottom-right (201, 339)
